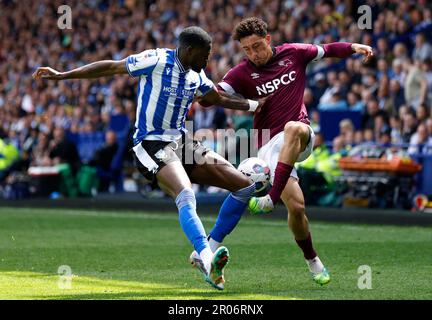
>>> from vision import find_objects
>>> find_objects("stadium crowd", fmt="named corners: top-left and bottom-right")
top-left (0, 0), bottom-right (432, 197)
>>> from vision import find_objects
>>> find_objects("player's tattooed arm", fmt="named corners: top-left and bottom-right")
top-left (198, 89), bottom-right (269, 112)
top-left (32, 59), bottom-right (128, 80)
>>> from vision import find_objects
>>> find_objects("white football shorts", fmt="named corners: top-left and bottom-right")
top-left (257, 124), bottom-right (315, 184)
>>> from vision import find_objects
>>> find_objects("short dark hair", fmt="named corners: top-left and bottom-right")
top-left (322, 0), bottom-right (335, 9)
top-left (232, 17), bottom-right (268, 41)
top-left (179, 27), bottom-right (212, 48)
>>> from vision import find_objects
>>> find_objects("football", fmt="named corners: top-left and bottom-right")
top-left (237, 157), bottom-right (271, 196)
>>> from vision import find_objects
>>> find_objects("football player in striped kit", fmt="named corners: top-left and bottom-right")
top-left (33, 26), bottom-right (269, 290)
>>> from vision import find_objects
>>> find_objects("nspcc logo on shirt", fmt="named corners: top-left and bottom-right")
top-left (256, 71), bottom-right (297, 95)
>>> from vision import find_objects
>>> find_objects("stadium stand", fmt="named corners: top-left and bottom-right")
top-left (0, 0), bottom-right (431, 208)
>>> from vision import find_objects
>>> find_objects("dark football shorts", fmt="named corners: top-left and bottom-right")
top-left (131, 137), bottom-right (211, 183)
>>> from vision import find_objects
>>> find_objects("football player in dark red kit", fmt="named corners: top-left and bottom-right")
top-left (217, 17), bottom-right (373, 285)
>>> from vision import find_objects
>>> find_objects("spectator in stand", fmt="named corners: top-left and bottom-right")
top-left (304, 88), bottom-right (318, 111)
top-left (377, 75), bottom-right (393, 114)
top-left (310, 73), bottom-right (328, 102)
top-left (378, 127), bottom-right (392, 148)
top-left (425, 118), bottom-right (432, 153)
top-left (337, 70), bottom-right (351, 99)
top-left (362, 99), bottom-right (385, 130)
top-left (404, 59), bottom-right (424, 109)
top-left (393, 42), bottom-right (409, 60)
top-left (309, 109), bottom-right (321, 134)
top-left (420, 58), bottom-right (432, 107)
top-left (377, 59), bottom-right (395, 80)
top-left (0, 0), bottom-right (430, 197)
top-left (408, 123), bottom-right (429, 154)
top-left (401, 109), bottom-right (419, 144)
top-left (398, 105), bottom-right (410, 123)
top-left (347, 91), bottom-right (365, 112)
top-left (345, 58), bottom-right (362, 86)
top-left (318, 89), bottom-right (348, 111)
top-left (416, 104), bottom-right (430, 123)
top-left (412, 33), bottom-right (432, 62)
top-left (376, 37), bottom-right (393, 62)
top-left (374, 114), bottom-right (390, 142)
top-left (391, 58), bottom-right (406, 85)
top-left (88, 130), bottom-right (119, 192)
top-left (31, 132), bottom-right (52, 167)
top-left (363, 128), bottom-right (375, 145)
top-left (389, 116), bottom-right (403, 145)
top-left (338, 119), bottom-right (355, 147)
top-left (0, 138), bottom-right (20, 182)
top-left (388, 79), bottom-right (406, 112)
top-left (351, 130), bottom-right (361, 145)
top-left (48, 127), bottom-right (81, 175)
top-left (318, 71), bottom-right (340, 107)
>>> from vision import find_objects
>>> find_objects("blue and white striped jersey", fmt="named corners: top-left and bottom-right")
top-left (125, 48), bottom-right (215, 145)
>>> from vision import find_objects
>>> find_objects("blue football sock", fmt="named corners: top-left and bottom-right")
top-left (209, 183), bottom-right (255, 243)
top-left (176, 188), bottom-right (209, 254)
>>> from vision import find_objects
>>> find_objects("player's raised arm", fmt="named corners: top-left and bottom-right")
top-left (321, 42), bottom-right (373, 62)
top-left (32, 59), bottom-right (128, 80)
top-left (297, 42), bottom-right (374, 64)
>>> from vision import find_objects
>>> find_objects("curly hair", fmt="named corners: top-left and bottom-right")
top-left (232, 17), bottom-right (268, 41)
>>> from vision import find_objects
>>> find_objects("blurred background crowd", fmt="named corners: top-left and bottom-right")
top-left (0, 0), bottom-right (431, 204)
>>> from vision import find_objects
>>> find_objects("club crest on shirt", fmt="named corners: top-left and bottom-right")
top-left (278, 58), bottom-right (293, 67)
top-left (188, 81), bottom-right (197, 90)
top-left (134, 50), bottom-right (157, 66)
top-left (155, 149), bottom-right (169, 161)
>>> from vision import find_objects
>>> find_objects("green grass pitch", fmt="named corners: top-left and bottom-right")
top-left (0, 207), bottom-right (431, 300)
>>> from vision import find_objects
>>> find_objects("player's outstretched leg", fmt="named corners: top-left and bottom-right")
top-left (207, 182), bottom-right (256, 249)
top-left (281, 178), bottom-right (330, 286)
top-left (157, 161), bottom-right (221, 290)
top-left (249, 122), bottom-right (311, 215)
top-left (191, 181), bottom-right (255, 263)
top-left (190, 182), bottom-right (255, 283)
top-left (187, 150), bottom-right (254, 288)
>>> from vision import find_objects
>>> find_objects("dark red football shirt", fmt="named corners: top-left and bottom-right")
top-left (219, 42), bottom-right (352, 148)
